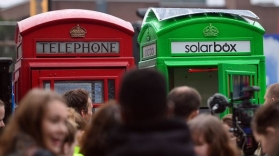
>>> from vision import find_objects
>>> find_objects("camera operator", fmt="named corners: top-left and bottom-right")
top-left (252, 100), bottom-right (279, 156)
top-left (221, 114), bottom-right (237, 143)
top-left (207, 86), bottom-right (261, 155)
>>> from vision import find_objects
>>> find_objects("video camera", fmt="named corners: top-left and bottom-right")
top-left (207, 86), bottom-right (260, 156)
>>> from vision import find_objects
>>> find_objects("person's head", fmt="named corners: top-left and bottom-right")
top-left (119, 69), bottom-right (167, 123)
top-left (61, 120), bottom-right (77, 156)
top-left (67, 107), bottom-right (87, 147)
top-left (221, 114), bottom-right (236, 142)
top-left (0, 88), bottom-right (68, 155)
top-left (0, 99), bottom-right (5, 127)
top-left (63, 89), bottom-right (93, 123)
top-left (264, 83), bottom-right (279, 103)
top-left (67, 107), bottom-right (86, 131)
top-left (80, 100), bottom-right (121, 156)
top-left (221, 114), bottom-right (232, 128)
top-left (188, 114), bottom-right (239, 156)
top-left (167, 86), bottom-right (201, 121)
top-left (252, 101), bottom-right (279, 156)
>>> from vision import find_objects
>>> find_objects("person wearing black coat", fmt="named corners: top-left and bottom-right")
top-left (106, 69), bottom-right (196, 156)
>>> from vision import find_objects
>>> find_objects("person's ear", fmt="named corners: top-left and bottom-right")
top-left (266, 127), bottom-right (276, 137)
top-left (81, 110), bottom-right (85, 117)
top-left (188, 110), bottom-right (199, 121)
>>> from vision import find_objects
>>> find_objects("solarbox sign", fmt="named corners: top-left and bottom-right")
top-left (171, 41), bottom-right (251, 54)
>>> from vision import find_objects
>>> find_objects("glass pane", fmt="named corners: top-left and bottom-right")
top-left (43, 81), bottom-right (50, 89)
top-left (108, 79), bottom-right (115, 100)
top-left (227, 74), bottom-right (231, 96)
top-left (92, 81), bottom-right (103, 103)
top-left (53, 81), bottom-right (104, 104)
top-left (252, 76), bottom-right (256, 99)
top-left (232, 75), bottom-right (250, 98)
top-left (15, 81), bottom-right (18, 103)
top-left (161, 0), bottom-right (205, 5)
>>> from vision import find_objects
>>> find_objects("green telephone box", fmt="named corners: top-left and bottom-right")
top-left (138, 8), bottom-right (266, 116)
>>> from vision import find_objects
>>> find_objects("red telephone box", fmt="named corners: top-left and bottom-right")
top-left (14, 9), bottom-right (135, 107)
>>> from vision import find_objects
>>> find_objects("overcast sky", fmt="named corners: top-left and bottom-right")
top-left (0, 0), bottom-right (28, 9)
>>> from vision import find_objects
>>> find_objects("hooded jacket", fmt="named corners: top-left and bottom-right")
top-left (106, 118), bottom-right (196, 156)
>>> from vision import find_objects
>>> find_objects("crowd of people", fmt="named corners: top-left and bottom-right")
top-left (0, 68), bottom-right (278, 156)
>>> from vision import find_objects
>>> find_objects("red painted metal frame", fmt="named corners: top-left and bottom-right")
top-left (14, 57), bottom-right (134, 104)
top-left (14, 9), bottom-right (135, 104)
top-left (32, 69), bottom-right (124, 108)
top-left (189, 68), bottom-right (218, 73)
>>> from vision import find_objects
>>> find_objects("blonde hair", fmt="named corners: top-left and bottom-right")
top-left (67, 107), bottom-right (86, 130)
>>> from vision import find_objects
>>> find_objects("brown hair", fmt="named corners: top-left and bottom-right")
top-left (167, 86), bottom-right (201, 119)
top-left (118, 69), bottom-right (167, 122)
top-left (188, 114), bottom-right (239, 156)
top-left (0, 88), bottom-right (66, 155)
top-left (0, 99), bottom-right (4, 107)
top-left (67, 107), bottom-right (86, 130)
top-left (265, 83), bottom-right (279, 102)
top-left (64, 120), bottom-right (77, 145)
top-left (221, 114), bottom-right (233, 128)
top-left (63, 89), bottom-right (90, 115)
top-left (252, 101), bottom-right (279, 134)
top-left (80, 100), bottom-right (121, 156)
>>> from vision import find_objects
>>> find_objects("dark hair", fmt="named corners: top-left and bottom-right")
top-left (63, 89), bottom-right (90, 115)
top-left (119, 69), bottom-right (167, 122)
top-left (80, 100), bottom-right (121, 156)
top-left (0, 99), bottom-right (4, 107)
top-left (252, 101), bottom-right (279, 134)
top-left (265, 83), bottom-right (279, 102)
top-left (167, 86), bottom-right (201, 119)
top-left (189, 114), bottom-right (239, 156)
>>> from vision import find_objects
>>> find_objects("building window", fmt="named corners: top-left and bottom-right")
top-left (160, 0), bottom-right (225, 7)
top-left (251, 0), bottom-right (279, 6)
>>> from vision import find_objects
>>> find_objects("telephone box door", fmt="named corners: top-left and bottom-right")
top-left (218, 63), bottom-right (258, 116)
top-left (31, 68), bottom-right (125, 107)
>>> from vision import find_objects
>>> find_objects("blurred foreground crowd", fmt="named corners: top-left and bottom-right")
top-left (0, 69), bottom-right (278, 156)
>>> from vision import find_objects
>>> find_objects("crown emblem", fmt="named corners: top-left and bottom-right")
top-left (70, 24), bottom-right (87, 38)
top-left (203, 23), bottom-right (219, 37)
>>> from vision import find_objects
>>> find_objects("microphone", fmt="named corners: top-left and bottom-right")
top-left (207, 93), bottom-right (229, 114)
top-left (212, 104), bottom-right (219, 111)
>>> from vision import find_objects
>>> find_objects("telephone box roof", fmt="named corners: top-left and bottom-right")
top-left (144, 8), bottom-right (259, 21)
top-left (17, 9), bottom-right (134, 36)
top-left (138, 8), bottom-right (264, 43)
